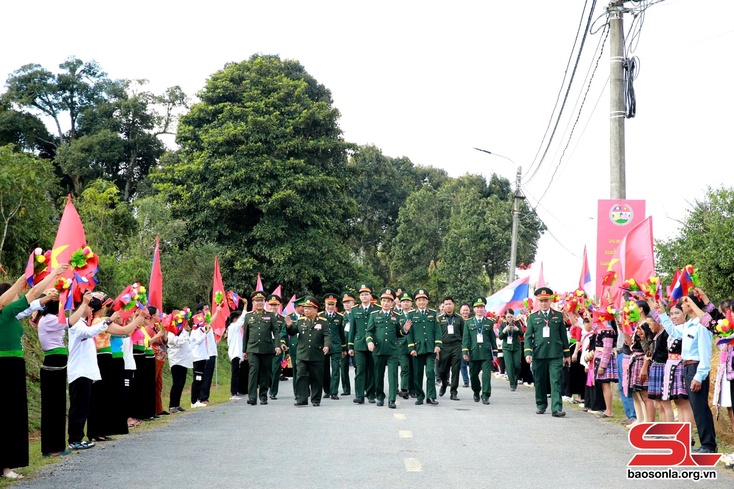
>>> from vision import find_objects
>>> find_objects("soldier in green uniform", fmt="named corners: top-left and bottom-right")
top-left (498, 308), bottom-right (523, 392)
top-left (340, 291), bottom-right (355, 396)
top-left (524, 287), bottom-right (571, 417)
top-left (284, 298), bottom-right (305, 398)
top-left (243, 291), bottom-right (282, 405)
top-left (396, 291), bottom-right (414, 399)
top-left (366, 288), bottom-right (406, 409)
top-left (321, 293), bottom-right (346, 400)
top-left (348, 283), bottom-right (377, 404)
top-left (461, 297), bottom-right (498, 404)
top-left (404, 289), bottom-right (442, 405)
top-left (284, 297), bottom-right (331, 407)
top-left (438, 296), bottom-right (465, 401)
top-left (268, 294), bottom-right (287, 400)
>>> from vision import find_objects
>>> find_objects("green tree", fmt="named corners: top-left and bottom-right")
top-left (75, 179), bottom-right (137, 257)
top-left (0, 102), bottom-right (55, 155)
top-left (656, 186), bottom-right (734, 301)
top-left (152, 54), bottom-right (357, 296)
top-left (0, 145), bottom-right (58, 273)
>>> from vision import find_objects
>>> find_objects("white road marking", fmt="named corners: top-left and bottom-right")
top-left (399, 430), bottom-right (413, 439)
top-left (404, 458), bottom-right (422, 472)
top-left (394, 413), bottom-right (406, 420)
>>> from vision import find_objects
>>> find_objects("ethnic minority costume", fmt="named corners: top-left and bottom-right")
top-left (0, 297), bottom-right (31, 470)
top-left (662, 337), bottom-right (687, 400)
top-left (646, 330), bottom-right (669, 400)
top-left (593, 327), bottom-right (618, 383)
top-left (38, 312), bottom-right (69, 455)
top-left (88, 325), bottom-right (114, 440)
top-left (629, 334), bottom-right (652, 392)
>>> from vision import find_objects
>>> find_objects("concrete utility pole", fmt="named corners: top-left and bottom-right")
top-left (609, 0), bottom-right (626, 199)
top-left (509, 166), bottom-right (524, 283)
top-left (473, 148), bottom-right (524, 282)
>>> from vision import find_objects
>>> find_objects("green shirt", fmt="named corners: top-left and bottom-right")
top-left (0, 297), bottom-right (29, 353)
top-left (462, 316), bottom-right (498, 361)
top-left (365, 309), bottom-right (404, 356)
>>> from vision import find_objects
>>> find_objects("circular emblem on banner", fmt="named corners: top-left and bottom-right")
top-left (609, 204), bottom-right (633, 226)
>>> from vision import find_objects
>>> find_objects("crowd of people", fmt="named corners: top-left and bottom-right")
top-left (1, 271), bottom-right (734, 479)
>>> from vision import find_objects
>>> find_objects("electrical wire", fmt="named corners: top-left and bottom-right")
top-left (522, 190), bottom-right (581, 259)
top-left (623, 56), bottom-right (639, 118)
top-left (524, 0), bottom-right (594, 180)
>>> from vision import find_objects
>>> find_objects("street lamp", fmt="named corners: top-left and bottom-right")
top-left (473, 148), bottom-right (525, 282)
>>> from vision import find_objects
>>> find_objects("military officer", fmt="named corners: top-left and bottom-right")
top-left (243, 291), bottom-right (282, 405)
top-left (340, 291), bottom-right (355, 396)
top-left (284, 298), bottom-right (305, 398)
top-left (438, 296), bottom-right (465, 401)
top-left (321, 293), bottom-right (345, 400)
top-left (461, 297), bottom-right (498, 404)
top-left (404, 288), bottom-right (442, 405)
top-left (396, 291), bottom-right (414, 399)
top-left (366, 288), bottom-right (406, 408)
top-left (498, 308), bottom-right (523, 392)
top-left (524, 287), bottom-right (571, 417)
top-left (267, 294), bottom-right (287, 400)
top-left (348, 283), bottom-right (378, 404)
top-left (284, 297), bottom-right (331, 407)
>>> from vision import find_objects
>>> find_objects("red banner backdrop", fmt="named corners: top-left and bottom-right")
top-left (595, 200), bottom-right (646, 298)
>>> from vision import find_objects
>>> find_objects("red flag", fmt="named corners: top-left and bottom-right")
top-left (579, 245), bottom-right (592, 296)
top-left (271, 285), bottom-right (283, 314)
top-left (283, 294), bottom-right (297, 316)
top-left (256, 273), bottom-right (264, 292)
top-left (212, 257), bottom-right (230, 342)
top-left (51, 195), bottom-right (88, 320)
top-left (148, 237), bottom-right (163, 312)
top-left (619, 216), bottom-right (655, 286)
top-left (537, 262), bottom-right (545, 288)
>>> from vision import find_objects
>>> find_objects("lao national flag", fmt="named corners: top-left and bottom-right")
top-left (485, 276), bottom-right (530, 315)
top-left (51, 195), bottom-right (88, 320)
top-left (211, 257), bottom-right (230, 342)
top-left (282, 294), bottom-right (297, 316)
top-left (579, 245), bottom-right (592, 296)
top-left (147, 237), bottom-right (163, 312)
top-left (671, 268), bottom-right (693, 302)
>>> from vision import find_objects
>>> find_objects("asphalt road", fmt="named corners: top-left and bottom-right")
top-left (17, 372), bottom-right (734, 488)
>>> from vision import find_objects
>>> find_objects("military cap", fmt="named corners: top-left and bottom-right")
top-left (251, 290), bottom-right (267, 301)
top-left (398, 291), bottom-right (413, 302)
top-left (379, 288), bottom-right (395, 300)
top-left (301, 296), bottom-right (319, 309)
top-left (267, 294), bottom-right (282, 305)
top-left (323, 292), bottom-right (339, 304)
top-left (357, 283), bottom-right (372, 293)
top-left (534, 287), bottom-right (554, 300)
top-left (341, 291), bottom-right (355, 303)
top-left (414, 289), bottom-right (429, 301)
top-left (472, 297), bottom-right (487, 307)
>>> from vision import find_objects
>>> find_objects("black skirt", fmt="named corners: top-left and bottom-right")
top-left (40, 354), bottom-right (68, 454)
top-left (88, 353), bottom-right (113, 439)
top-left (108, 357), bottom-right (129, 435)
top-left (0, 357), bottom-right (29, 469)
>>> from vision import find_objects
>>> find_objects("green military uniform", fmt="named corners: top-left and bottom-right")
top-left (462, 301), bottom-right (498, 404)
top-left (437, 310), bottom-right (465, 399)
top-left (366, 288), bottom-right (405, 407)
top-left (348, 284), bottom-right (377, 403)
top-left (405, 289), bottom-right (442, 404)
top-left (340, 291), bottom-right (355, 395)
top-left (524, 287), bottom-right (571, 416)
top-left (498, 315), bottom-right (523, 391)
top-left (285, 299), bottom-right (305, 398)
top-left (285, 297), bottom-right (332, 406)
top-left (268, 295), bottom-right (287, 399)
top-left (243, 292), bottom-right (281, 405)
top-left (321, 293), bottom-right (346, 399)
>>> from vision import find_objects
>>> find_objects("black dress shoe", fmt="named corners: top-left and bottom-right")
top-left (368, 398), bottom-right (376, 404)
top-left (552, 411), bottom-right (566, 417)
top-left (269, 394), bottom-right (277, 400)
top-left (510, 387), bottom-right (516, 392)
top-left (388, 401), bottom-right (396, 409)
top-left (260, 398), bottom-right (268, 405)
top-left (463, 382), bottom-right (469, 388)
top-left (409, 393), bottom-right (418, 398)
top-left (294, 401), bottom-right (308, 407)
top-left (330, 394), bottom-right (339, 400)
top-left (439, 384), bottom-right (447, 397)
top-left (399, 390), bottom-right (409, 399)
top-left (450, 394), bottom-right (459, 401)
top-left (473, 394), bottom-right (480, 402)
top-left (247, 399), bottom-right (257, 405)
top-left (341, 391), bottom-right (351, 396)
top-left (536, 408), bottom-right (546, 414)
top-left (312, 402), bottom-right (320, 407)
top-left (353, 397), bottom-right (365, 404)
top-left (158, 411), bottom-right (170, 416)
top-left (376, 400), bottom-right (384, 406)
top-left (426, 398), bottom-right (438, 405)
top-left (415, 399), bottom-right (424, 405)
top-left (695, 446), bottom-right (716, 453)
top-left (481, 397), bottom-right (490, 405)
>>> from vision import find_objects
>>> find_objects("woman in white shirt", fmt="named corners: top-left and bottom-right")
top-left (168, 312), bottom-right (193, 413)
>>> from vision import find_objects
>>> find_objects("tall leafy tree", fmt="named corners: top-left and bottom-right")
top-left (152, 54), bottom-right (357, 295)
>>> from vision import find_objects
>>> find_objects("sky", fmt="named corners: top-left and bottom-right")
top-left (2, 0), bottom-right (732, 294)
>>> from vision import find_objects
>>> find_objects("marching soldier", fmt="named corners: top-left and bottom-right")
top-left (284, 297), bottom-right (331, 407)
top-left (284, 298), bottom-right (305, 398)
top-left (267, 294), bottom-right (287, 400)
top-left (340, 291), bottom-right (355, 396)
top-left (462, 297), bottom-right (498, 404)
top-left (524, 287), bottom-right (571, 417)
top-left (438, 296), bottom-right (464, 401)
top-left (396, 291), bottom-right (414, 399)
top-left (366, 288), bottom-right (407, 408)
top-left (243, 291), bottom-right (282, 405)
top-left (404, 288), bottom-right (442, 405)
top-left (348, 283), bottom-right (378, 404)
top-left (322, 293), bottom-right (346, 400)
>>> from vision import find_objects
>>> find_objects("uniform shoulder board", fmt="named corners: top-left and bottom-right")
top-left (437, 312), bottom-right (445, 319)
top-left (336, 311), bottom-right (344, 317)
top-left (317, 315), bottom-right (327, 320)
top-left (370, 310), bottom-right (381, 315)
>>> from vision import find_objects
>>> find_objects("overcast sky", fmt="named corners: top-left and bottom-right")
top-left (2, 0), bottom-right (732, 293)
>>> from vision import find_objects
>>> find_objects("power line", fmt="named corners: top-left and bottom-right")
top-left (522, 190), bottom-right (581, 259)
top-left (523, 0), bottom-right (599, 185)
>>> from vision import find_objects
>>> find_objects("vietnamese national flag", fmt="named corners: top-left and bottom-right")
top-left (211, 257), bottom-right (230, 342)
top-left (148, 237), bottom-right (163, 313)
top-left (485, 276), bottom-right (530, 316)
top-left (619, 216), bottom-right (655, 288)
top-left (579, 245), bottom-right (593, 297)
top-left (51, 195), bottom-right (88, 320)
